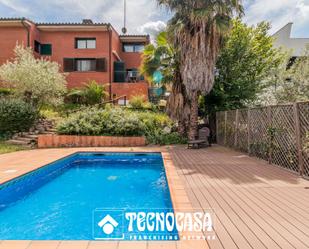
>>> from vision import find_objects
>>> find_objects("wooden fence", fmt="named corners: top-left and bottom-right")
top-left (216, 101), bottom-right (309, 179)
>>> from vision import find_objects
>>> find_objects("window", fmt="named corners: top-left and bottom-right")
top-left (34, 40), bottom-right (40, 53)
top-left (33, 41), bottom-right (52, 55)
top-left (75, 38), bottom-right (96, 49)
top-left (75, 59), bottom-right (96, 71)
top-left (41, 44), bottom-right (52, 55)
top-left (63, 58), bottom-right (106, 72)
top-left (134, 44), bottom-right (145, 52)
top-left (123, 43), bottom-right (145, 52)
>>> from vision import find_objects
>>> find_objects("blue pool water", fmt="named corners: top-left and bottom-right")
top-left (0, 153), bottom-right (175, 240)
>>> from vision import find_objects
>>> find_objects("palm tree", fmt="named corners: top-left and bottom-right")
top-left (141, 31), bottom-right (190, 134)
top-left (158, 0), bottom-right (243, 139)
top-left (67, 80), bottom-right (109, 105)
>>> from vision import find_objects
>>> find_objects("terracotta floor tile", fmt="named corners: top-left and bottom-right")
top-left (57, 241), bottom-right (89, 249)
top-left (0, 241), bottom-right (31, 249)
top-left (118, 241), bottom-right (147, 249)
top-left (178, 240), bottom-right (210, 249)
top-left (147, 241), bottom-right (177, 249)
top-left (87, 241), bottom-right (119, 249)
top-left (27, 241), bottom-right (60, 249)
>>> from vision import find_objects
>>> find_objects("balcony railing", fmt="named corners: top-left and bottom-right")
top-left (114, 70), bottom-right (144, 83)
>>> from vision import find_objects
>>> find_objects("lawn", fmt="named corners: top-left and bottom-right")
top-left (0, 141), bottom-right (28, 155)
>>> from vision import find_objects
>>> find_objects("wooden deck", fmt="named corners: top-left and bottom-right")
top-left (171, 145), bottom-right (309, 249)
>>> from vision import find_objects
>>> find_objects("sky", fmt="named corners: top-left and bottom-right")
top-left (0, 0), bottom-right (308, 38)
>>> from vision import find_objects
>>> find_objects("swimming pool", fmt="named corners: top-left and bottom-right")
top-left (0, 152), bottom-right (176, 240)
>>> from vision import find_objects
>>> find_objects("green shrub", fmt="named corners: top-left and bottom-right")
top-left (0, 98), bottom-right (38, 137)
top-left (57, 108), bottom-right (105, 135)
top-left (56, 107), bottom-right (184, 145)
top-left (0, 88), bottom-right (13, 98)
top-left (57, 107), bottom-right (144, 136)
top-left (147, 130), bottom-right (187, 145)
top-left (67, 80), bottom-right (108, 105)
top-left (130, 95), bottom-right (145, 109)
top-left (129, 95), bottom-right (154, 110)
top-left (103, 108), bottom-right (145, 136)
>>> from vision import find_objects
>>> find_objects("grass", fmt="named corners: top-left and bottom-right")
top-left (0, 141), bottom-right (28, 155)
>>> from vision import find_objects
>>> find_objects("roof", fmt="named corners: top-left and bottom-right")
top-left (0, 17), bottom-right (149, 38)
top-left (119, 34), bottom-right (150, 43)
top-left (36, 21), bottom-right (109, 26)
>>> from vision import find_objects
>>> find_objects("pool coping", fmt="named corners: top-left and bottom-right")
top-left (0, 147), bottom-right (209, 249)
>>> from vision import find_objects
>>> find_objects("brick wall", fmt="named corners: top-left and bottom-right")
top-left (111, 82), bottom-right (149, 100)
top-left (0, 27), bottom-right (27, 64)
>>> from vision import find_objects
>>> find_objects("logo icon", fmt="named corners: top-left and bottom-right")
top-left (98, 215), bottom-right (119, 235)
top-left (93, 209), bottom-right (124, 240)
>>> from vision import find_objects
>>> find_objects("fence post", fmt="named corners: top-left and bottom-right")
top-left (267, 106), bottom-right (272, 164)
top-left (224, 111), bottom-right (227, 145)
top-left (247, 109), bottom-right (251, 154)
top-left (293, 103), bottom-right (304, 176)
top-left (234, 109), bottom-right (239, 148)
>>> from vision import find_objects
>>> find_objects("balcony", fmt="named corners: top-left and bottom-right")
top-left (114, 69), bottom-right (144, 83)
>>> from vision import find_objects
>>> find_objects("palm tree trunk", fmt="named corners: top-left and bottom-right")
top-left (188, 91), bottom-right (199, 140)
top-left (178, 120), bottom-right (186, 136)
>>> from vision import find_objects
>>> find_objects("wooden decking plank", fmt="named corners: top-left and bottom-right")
top-left (170, 146), bottom-right (309, 249)
top-left (174, 152), bottom-right (255, 249)
top-left (193, 151), bottom-right (309, 247)
top-left (185, 155), bottom-right (291, 249)
top-left (212, 156), bottom-right (309, 220)
top-left (173, 153), bottom-right (239, 249)
top-left (188, 166), bottom-right (283, 249)
top-left (206, 155), bottom-right (309, 220)
top-left (190, 157), bottom-right (304, 248)
top-left (175, 162), bottom-right (233, 249)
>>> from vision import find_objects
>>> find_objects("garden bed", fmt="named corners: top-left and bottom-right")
top-left (38, 135), bottom-right (146, 148)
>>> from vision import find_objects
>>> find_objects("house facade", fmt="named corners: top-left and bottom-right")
top-left (272, 23), bottom-right (309, 57)
top-left (0, 18), bottom-right (150, 102)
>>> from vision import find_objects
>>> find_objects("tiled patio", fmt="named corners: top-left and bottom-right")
top-left (0, 145), bottom-right (309, 249)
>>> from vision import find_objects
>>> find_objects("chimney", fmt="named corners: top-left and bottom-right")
top-left (82, 19), bottom-right (93, 24)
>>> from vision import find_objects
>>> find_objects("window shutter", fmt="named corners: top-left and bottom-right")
top-left (96, 58), bottom-right (107, 72)
top-left (63, 58), bottom-right (75, 72)
top-left (41, 44), bottom-right (52, 55)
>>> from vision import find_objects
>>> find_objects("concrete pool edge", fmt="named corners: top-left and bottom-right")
top-left (0, 147), bottom-right (209, 249)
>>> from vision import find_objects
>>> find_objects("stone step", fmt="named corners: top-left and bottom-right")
top-left (16, 137), bottom-right (35, 142)
top-left (23, 134), bottom-right (39, 139)
top-left (6, 139), bottom-right (30, 146)
top-left (39, 131), bottom-right (55, 135)
top-left (46, 128), bottom-right (57, 132)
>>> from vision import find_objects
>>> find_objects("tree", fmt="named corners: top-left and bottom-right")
top-left (0, 45), bottom-right (67, 107)
top-left (141, 31), bottom-right (190, 134)
top-left (67, 80), bottom-right (109, 105)
top-left (255, 45), bottom-right (309, 105)
top-left (200, 19), bottom-right (287, 114)
top-left (157, 0), bottom-right (243, 139)
top-left (275, 45), bottom-right (309, 103)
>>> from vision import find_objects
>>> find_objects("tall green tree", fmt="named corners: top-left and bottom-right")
top-left (0, 45), bottom-right (67, 108)
top-left (158, 0), bottom-right (243, 139)
top-left (200, 19), bottom-right (287, 114)
top-left (141, 31), bottom-right (190, 134)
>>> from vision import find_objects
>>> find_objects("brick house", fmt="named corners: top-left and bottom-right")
top-left (0, 17), bottom-right (150, 103)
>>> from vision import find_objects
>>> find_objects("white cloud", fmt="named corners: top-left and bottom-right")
top-left (0, 0), bottom-right (169, 36)
top-left (138, 21), bottom-right (166, 36)
top-left (244, 0), bottom-right (309, 36)
top-left (0, 0), bottom-right (29, 14)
